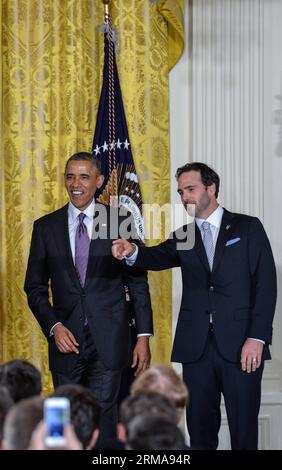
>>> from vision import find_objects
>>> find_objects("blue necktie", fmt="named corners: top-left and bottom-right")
top-left (75, 213), bottom-right (90, 287)
top-left (201, 221), bottom-right (214, 270)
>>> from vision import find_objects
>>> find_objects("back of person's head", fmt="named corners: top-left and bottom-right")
top-left (130, 365), bottom-right (189, 412)
top-left (0, 359), bottom-right (42, 402)
top-left (3, 395), bottom-right (43, 450)
top-left (51, 384), bottom-right (101, 449)
top-left (119, 392), bottom-right (178, 432)
top-left (127, 414), bottom-right (186, 450)
top-left (0, 386), bottom-right (14, 447)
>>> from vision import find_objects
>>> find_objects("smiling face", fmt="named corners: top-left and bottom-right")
top-left (64, 160), bottom-right (104, 210)
top-left (177, 170), bottom-right (218, 219)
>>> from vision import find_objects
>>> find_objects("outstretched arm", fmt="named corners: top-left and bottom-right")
top-left (112, 236), bottom-right (180, 271)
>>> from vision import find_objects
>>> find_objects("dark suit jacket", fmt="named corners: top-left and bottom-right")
top-left (134, 209), bottom-right (277, 363)
top-left (24, 203), bottom-right (153, 373)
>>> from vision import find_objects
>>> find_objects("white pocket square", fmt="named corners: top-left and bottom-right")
top-left (225, 237), bottom-right (240, 246)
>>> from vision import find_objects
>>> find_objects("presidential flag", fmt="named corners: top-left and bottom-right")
top-left (92, 13), bottom-right (144, 242)
top-left (92, 11), bottom-right (144, 401)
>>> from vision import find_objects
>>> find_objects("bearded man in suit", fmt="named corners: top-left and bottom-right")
top-left (112, 162), bottom-right (277, 450)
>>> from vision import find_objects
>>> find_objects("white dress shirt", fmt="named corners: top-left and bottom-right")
top-left (195, 205), bottom-right (223, 246)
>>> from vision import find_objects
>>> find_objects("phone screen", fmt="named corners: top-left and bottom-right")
top-left (44, 398), bottom-right (70, 447)
top-left (46, 407), bottom-right (67, 437)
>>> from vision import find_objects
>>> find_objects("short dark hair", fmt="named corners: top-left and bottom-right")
top-left (65, 152), bottom-right (102, 175)
top-left (127, 415), bottom-right (186, 450)
top-left (0, 360), bottom-right (42, 402)
top-left (175, 162), bottom-right (220, 198)
top-left (51, 384), bottom-right (101, 449)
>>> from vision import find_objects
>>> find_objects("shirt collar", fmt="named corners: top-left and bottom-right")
top-left (196, 205), bottom-right (224, 230)
top-left (68, 199), bottom-right (95, 223)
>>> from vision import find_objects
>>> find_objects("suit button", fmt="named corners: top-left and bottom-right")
top-left (81, 293), bottom-right (86, 298)
top-left (209, 286), bottom-right (215, 292)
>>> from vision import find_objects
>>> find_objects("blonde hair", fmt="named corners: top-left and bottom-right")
top-left (130, 365), bottom-right (189, 410)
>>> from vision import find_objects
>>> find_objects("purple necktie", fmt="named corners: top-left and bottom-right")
top-left (75, 213), bottom-right (90, 287)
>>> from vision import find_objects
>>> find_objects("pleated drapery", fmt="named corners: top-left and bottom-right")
top-left (0, 0), bottom-right (184, 393)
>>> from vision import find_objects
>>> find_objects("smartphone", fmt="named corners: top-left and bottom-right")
top-left (44, 397), bottom-right (70, 448)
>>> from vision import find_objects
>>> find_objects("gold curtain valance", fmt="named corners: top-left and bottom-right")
top-left (157, 0), bottom-right (184, 70)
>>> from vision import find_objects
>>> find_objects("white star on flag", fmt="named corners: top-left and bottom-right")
top-left (124, 138), bottom-right (130, 150)
top-left (102, 141), bottom-right (108, 152)
top-left (93, 145), bottom-right (101, 155)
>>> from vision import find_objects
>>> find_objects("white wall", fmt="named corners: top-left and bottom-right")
top-left (170, 0), bottom-right (282, 368)
top-left (169, 0), bottom-right (190, 365)
top-left (169, 0), bottom-right (282, 449)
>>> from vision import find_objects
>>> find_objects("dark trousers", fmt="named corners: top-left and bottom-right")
top-left (52, 324), bottom-right (122, 440)
top-left (183, 329), bottom-right (264, 450)
top-left (117, 319), bottom-right (137, 407)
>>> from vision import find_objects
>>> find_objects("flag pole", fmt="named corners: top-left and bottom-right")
top-left (100, 0), bottom-right (118, 204)
top-left (102, 0), bottom-right (110, 18)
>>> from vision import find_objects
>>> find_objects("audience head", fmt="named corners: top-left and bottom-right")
top-left (51, 384), bottom-right (101, 449)
top-left (130, 365), bottom-right (188, 418)
top-left (118, 391), bottom-right (178, 443)
top-left (0, 359), bottom-right (42, 402)
top-left (0, 386), bottom-right (14, 447)
top-left (3, 395), bottom-right (43, 450)
top-left (126, 414), bottom-right (186, 450)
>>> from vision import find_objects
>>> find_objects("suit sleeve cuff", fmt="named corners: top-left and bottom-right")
top-left (50, 322), bottom-right (62, 336)
top-left (125, 244), bottom-right (139, 265)
top-left (249, 337), bottom-right (265, 345)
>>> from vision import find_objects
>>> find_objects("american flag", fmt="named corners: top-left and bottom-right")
top-left (92, 12), bottom-right (144, 242)
top-left (92, 10), bottom-right (144, 400)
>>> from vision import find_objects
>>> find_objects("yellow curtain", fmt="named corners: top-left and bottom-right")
top-left (0, 0), bottom-right (184, 394)
top-left (157, 0), bottom-right (184, 70)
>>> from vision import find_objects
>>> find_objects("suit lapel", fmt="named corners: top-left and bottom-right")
top-left (51, 204), bottom-right (82, 289)
top-left (212, 209), bottom-right (235, 273)
top-left (84, 203), bottom-right (109, 289)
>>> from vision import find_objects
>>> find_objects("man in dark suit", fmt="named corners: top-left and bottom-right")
top-left (24, 152), bottom-right (153, 440)
top-left (112, 162), bottom-right (277, 450)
